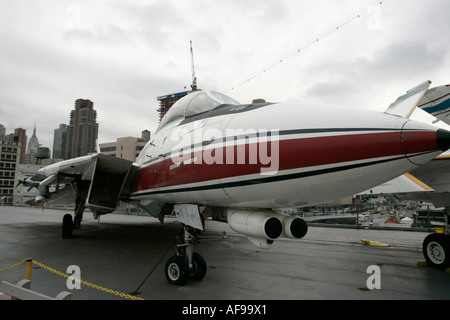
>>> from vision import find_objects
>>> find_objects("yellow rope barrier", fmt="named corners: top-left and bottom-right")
top-left (0, 259), bottom-right (27, 273)
top-left (0, 259), bottom-right (143, 300)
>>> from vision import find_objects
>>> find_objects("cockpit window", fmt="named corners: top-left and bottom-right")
top-left (157, 91), bottom-right (240, 131)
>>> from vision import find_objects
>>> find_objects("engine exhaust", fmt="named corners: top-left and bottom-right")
top-left (278, 215), bottom-right (308, 239)
top-left (226, 209), bottom-right (283, 240)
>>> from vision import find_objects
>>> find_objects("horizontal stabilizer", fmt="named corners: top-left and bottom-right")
top-left (385, 81), bottom-right (431, 118)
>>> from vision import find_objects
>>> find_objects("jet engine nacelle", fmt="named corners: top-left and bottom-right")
top-left (227, 209), bottom-right (283, 241)
top-left (277, 214), bottom-right (308, 239)
top-left (226, 209), bottom-right (308, 249)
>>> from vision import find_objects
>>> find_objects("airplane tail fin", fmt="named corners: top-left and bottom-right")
top-left (417, 84), bottom-right (450, 124)
top-left (385, 81), bottom-right (431, 119)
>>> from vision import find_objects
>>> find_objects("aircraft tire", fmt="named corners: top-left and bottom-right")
top-left (422, 233), bottom-right (450, 270)
top-left (189, 252), bottom-right (207, 281)
top-left (62, 214), bottom-right (73, 239)
top-left (165, 255), bottom-right (189, 286)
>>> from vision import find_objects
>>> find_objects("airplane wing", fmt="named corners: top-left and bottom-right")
top-left (417, 84), bottom-right (450, 124)
top-left (31, 154), bottom-right (136, 215)
top-left (358, 154), bottom-right (450, 207)
top-left (25, 181), bottom-right (76, 207)
top-left (358, 172), bottom-right (434, 196)
top-left (37, 154), bottom-right (98, 182)
top-left (384, 80), bottom-right (431, 118)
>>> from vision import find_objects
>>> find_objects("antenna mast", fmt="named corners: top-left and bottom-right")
top-left (190, 40), bottom-right (197, 90)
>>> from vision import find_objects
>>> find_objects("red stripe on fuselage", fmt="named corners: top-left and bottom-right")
top-left (133, 131), bottom-right (438, 192)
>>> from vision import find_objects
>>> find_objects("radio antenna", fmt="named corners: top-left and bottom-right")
top-left (190, 40), bottom-right (197, 90)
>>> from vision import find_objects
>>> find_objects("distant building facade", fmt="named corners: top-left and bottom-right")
top-left (100, 131), bottom-right (150, 161)
top-left (0, 125), bottom-right (27, 164)
top-left (0, 140), bottom-right (20, 205)
top-left (157, 88), bottom-right (202, 121)
top-left (0, 124), bottom-right (5, 138)
top-left (64, 99), bottom-right (98, 159)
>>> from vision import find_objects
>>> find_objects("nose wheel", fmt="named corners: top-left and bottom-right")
top-left (164, 226), bottom-right (207, 286)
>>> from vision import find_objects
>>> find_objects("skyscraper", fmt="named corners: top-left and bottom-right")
top-left (27, 123), bottom-right (39, 154)
top-left (64, 99), bottom-right (98, 159)
top-left (14, 128), bottom-right (27, 164)
top-left (53, 123), bottom-right (67, 159)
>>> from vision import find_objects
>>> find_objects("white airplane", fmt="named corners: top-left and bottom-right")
top-left (25, 80), bottom-right (450, 285)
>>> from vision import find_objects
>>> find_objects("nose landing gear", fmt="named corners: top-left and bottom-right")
top-left (165, 226), bottom-right (207, 286)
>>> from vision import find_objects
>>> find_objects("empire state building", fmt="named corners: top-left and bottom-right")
top-left (27, 123), bottom-right (40, 154)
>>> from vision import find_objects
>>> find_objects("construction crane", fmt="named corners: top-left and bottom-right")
top-left (190, 40), bottom-right (197, 91)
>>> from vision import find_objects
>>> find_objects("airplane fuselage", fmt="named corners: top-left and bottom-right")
top-left (131, 99), bottom-right (446, 209)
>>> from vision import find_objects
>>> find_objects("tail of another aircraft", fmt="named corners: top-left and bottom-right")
top-left (417, 84), bottom-right (450, 124)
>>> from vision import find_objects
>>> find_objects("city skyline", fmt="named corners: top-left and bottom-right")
top-left (1, 96), bottom-right (150, 160)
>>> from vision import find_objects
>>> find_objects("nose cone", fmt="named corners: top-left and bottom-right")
top-left (436, 129), bottom-right (450, 151)
top-left (401, 120), bottom-right (450, 165)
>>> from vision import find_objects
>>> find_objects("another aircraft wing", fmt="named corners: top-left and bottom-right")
top-left (358, 172), bottom-right (434, 196)
top-left (385, 80), bottom-right (431, 118)
top-left (358, 154), bottom-right (450, 208)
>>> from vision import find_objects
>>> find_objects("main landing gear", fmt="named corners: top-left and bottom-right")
top-left (165, 225), bottom-right (207, 286)
top-left (62, 179), bottom-right (89, 239)
top-left (422, 207), bottom-right (450, 270)
top-left (62, 210), bottom-right (84, 239)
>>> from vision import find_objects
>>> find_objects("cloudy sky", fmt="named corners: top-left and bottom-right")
top-left (1, 0), bottom-right (449, 150)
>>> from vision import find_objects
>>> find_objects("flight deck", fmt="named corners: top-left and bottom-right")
top-left (1, 206), bottom-right (449, 301)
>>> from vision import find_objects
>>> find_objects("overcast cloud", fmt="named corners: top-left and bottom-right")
top-left (1, 0), bottom-right (449, 149)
